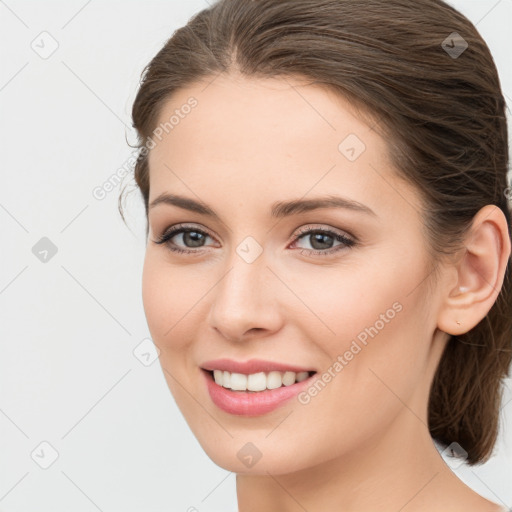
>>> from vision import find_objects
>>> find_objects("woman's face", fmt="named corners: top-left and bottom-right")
top-left (142, 73), bottom-right (450, 474)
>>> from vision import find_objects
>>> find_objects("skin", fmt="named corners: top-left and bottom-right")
top-left (142, 72), bottom-right (511, 512)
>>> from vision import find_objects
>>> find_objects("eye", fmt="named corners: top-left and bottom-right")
top-left (289, 225), bottom-right (356, 256)
top-left (152, 223), bottom-right (356, 257)
top-left (153, 223), bottom-right (216, 254)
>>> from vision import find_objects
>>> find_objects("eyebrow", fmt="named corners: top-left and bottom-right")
top-left (149, 193), bottom-right (376, 218)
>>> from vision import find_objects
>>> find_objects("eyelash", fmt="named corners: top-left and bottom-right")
top-left (153, 223), bottom-right (356, 257)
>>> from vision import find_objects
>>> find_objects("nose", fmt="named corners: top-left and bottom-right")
top-left (206, 247), bottom-right (284, 342)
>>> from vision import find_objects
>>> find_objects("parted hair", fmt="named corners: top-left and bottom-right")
top-left (121, 0), bottom-right (512, 464)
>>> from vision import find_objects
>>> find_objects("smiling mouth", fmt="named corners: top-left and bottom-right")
top-left (203, 369), bottom-right (317, 393)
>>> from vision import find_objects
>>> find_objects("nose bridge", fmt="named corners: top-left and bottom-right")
top-left (207, 240), bottom-right (281, 340)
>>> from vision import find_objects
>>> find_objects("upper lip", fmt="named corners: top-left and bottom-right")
top-left (200, 358), bottom-right (316, 374)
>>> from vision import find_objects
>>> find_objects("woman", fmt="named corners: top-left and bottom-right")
top-left (120, 0), bottom-right (512, 510)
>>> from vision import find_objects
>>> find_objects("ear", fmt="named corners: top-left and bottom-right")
top-left (437, 204), bottom-right (511, 336)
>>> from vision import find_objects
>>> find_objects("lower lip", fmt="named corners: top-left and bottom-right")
top-left (202, 369), bottom-right (317, 416)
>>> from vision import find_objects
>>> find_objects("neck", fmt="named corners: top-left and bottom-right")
top-left (235, 409), bottom-right (496, 512)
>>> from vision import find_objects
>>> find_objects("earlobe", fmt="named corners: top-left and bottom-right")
top-left (437, 205), bottom-right (511, 336)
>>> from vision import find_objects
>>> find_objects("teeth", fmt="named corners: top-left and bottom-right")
top-left (296, 371), bottom-right (309, 382)
top-left (212, 369), bottom-right (311, 391)
top-left (282, 371), bottom-right (296, 386)
top-left (247, 372), bottom-right (267, 391)
top-left (230, 372), bottom-right (247, 391)
top-left (267, 371), bottom-right (283, 389)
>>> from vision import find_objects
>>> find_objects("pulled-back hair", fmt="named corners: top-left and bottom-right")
top-left (120, 0), bottom-right (512, 464)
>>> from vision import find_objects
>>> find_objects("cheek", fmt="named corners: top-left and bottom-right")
top-left (141, 251), bottom-right (168, 341)
top-left (141, 250), bottom-right (198, 353)
top-left (141, 252), bottom-right (202, 407)
top-left (283, 280), bottom-right (432, 468)
top-left (289, 245), bottom-right (433, 396)
top-left (320, 268), bottom-right (431, 415)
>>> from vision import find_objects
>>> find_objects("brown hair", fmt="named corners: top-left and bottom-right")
top-left (120, 0), bottom-right (512, 465)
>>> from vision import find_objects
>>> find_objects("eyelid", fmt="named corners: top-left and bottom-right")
top-left (155, 222), bottom-right (217, 246)
top-left (288, 224), bottom-right (356, 256)
top-left (156, 222), bottom-right (354, 242)
top-left (291, 223), bottom-right (355, 242)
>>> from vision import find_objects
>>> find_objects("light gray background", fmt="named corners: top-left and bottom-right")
top-left (1, 1), bottom-right (511, 511)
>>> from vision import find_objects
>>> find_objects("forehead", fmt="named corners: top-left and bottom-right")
top-left (150, 73), bottom-right (377, 159)
top-left (146, 73), bottom-right (421, 218)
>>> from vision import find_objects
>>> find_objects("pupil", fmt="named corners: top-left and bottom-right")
top-left (184, 231), bottom-right (204, 247)
top-left (311, 233), bottom-right (333, 250)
